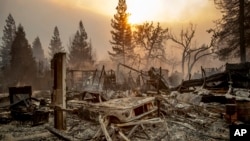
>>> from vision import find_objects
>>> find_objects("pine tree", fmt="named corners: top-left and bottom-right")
top-left (32, 36), bottom-right (47, 76)
top-left (0, 14), bottom-right (16, 70)
top-left (108, 0), bottom-right (134, 65)
top-left (212, 0), bottom-right (250, 61)
top-left (48, 26), bottom-right (64, 58)
top-left (68, 21), bottom-right (94, 69)
top-left (32, 36), bottom-right (45, 62)
top-left (9, 24), bottom-right (37, 85)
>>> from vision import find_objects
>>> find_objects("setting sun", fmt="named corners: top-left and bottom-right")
top-left (126, 0), bottom-right (165, 24)
top-left (0, 0), bottom-right (220, 61)
top-left (48, 0), bottom-right (211, 24)
top-left (126, 0), bottom-right (208, 24)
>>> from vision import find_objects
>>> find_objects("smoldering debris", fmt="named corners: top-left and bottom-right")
top-left (2, 62), bottom-right (250, 140)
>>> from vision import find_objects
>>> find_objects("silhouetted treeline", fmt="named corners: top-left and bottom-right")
top-left (0, 14), bottom-right (95, 92)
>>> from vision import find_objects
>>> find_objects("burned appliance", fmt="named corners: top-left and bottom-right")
top-left (9, 86), bottom-right (49, 125)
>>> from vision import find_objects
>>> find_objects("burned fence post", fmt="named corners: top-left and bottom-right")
top-left (157, 67), bottom-right (162, 95)
top-left (227, 71), bottom-right (233, 94)
top-left (201, 66), bottom-right (207, 88)
top-left (157, 67), bottom-right (161, 117)
top-left (51, 52), bottom-right (67, 130)
top-left (98, 65), bottom-right (105, 88)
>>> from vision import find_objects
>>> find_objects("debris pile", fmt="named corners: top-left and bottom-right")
top-left (0, 86), bottom-right (50, 126)
top-left (1, 61), bottom-right (250, 140)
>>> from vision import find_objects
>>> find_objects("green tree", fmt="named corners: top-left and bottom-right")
top-left (134, 22), bottom-right (168, 69)
top-left (68, 21), bottom-right (94, 69)
top-left (211, 0), bottom-right (250, 61)
top-left (109, 0), bottom-right (134, 65)
top-left (9, 24), bottom-right (37, 86)
top-left (48, 26), bottom-right (64, 58)
top-left (0, 14), bottom-right (16, 70)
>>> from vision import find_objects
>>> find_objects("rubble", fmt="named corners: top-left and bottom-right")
top-left (0, 90), bottom-right (230, 141)
top-left (0, 86), bottom-right (50, 126)
top-left (3, 62), bottom-right (250, 140)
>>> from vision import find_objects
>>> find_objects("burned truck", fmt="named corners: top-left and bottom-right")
top-left (68, 96), bottom-right (157, 123)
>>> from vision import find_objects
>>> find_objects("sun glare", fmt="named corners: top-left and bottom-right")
top-left (126, 0), bottom-right (165, 24)
top-left (126, 0), bottom-right (207, 24)
top-left (51, 0), bottom-right (209, 24)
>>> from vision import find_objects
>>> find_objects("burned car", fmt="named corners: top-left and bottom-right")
top-left (68, 96), bottom-right (157, 123)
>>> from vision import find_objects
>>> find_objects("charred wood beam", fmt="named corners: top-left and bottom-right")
top-left (92, 68), bottom-right (98, 85)
top-left (201, 66), bottom-right (206, 88)
top-left (66, 69), bottom-right (96, 73)
top-left (45, 126), bottom-right (79, 141)
top-left (52, 53), bottom-right (67, 130)
top-left (99, 115), bottom-right (112, 141)
top-left (98, 65), bottom-right (105, 88)
top-left (173, 72), bottom-right (229, 91)
top-left (117, 63), bottom-right (148, 76)
top-left (118, 130), bottom-right (130, 141)
top-left (201, 95), bottom-right (229, 104)
top-left (148, 67), bottom-right (169, 90)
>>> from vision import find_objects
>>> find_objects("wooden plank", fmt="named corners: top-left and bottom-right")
top-left (118, 130), bottom-right (130, 141)
top-left (99, 115), bottom-right (112, 141)
top-left (92, 115), bottom-right (110, 141)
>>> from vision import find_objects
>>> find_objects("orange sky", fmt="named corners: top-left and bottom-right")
top-left (0, 0), bottom-right (221, 61)
top-left (49, 0), bottom-right (220, 24)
